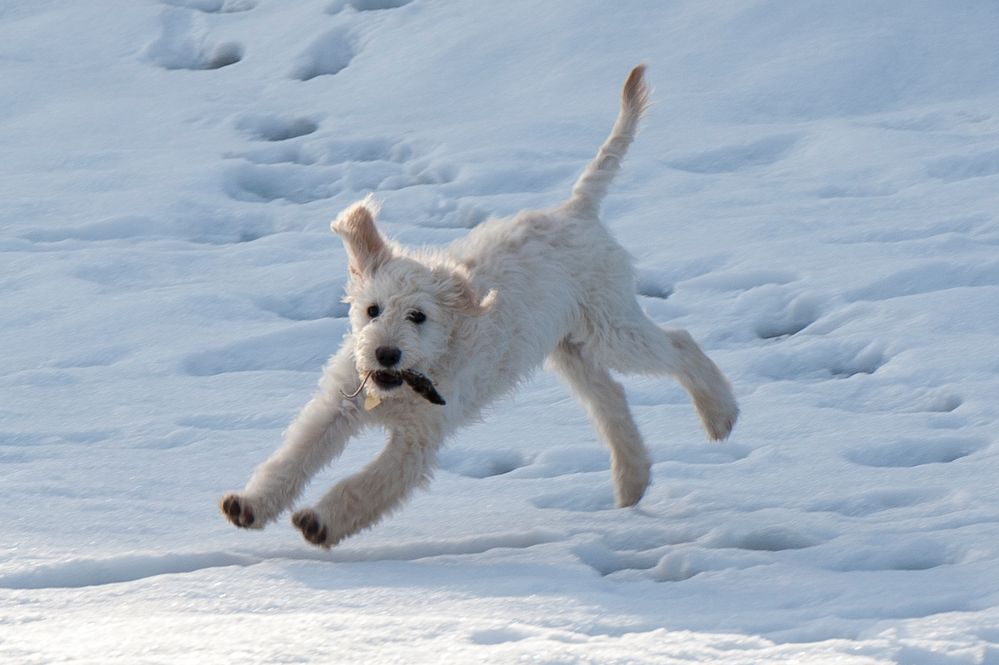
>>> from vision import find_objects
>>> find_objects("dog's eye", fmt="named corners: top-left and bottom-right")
top-left (366, 304), bottom-right (380, 318)
top-left (407, 310), bottom-right (426, 325)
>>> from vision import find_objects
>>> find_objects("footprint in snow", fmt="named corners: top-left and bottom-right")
top-left (223, 162), bottom-right (343, 204)
top-left (635, 271), bottom-right (673, 301)
top-left (228, 114), bottom-right (323, 170)
top-left (721, 284), bottom-right (823, 342)
top-left (143, 9), bottom-right (244, 71)
top-left (290, 27), bottom-right (356, 81)
top-left (230, 121), bottom-right (414, 168)
top-left (235, 114), bottom-right (320, 142)
top-left (438, 447), bottom-right (528, 479)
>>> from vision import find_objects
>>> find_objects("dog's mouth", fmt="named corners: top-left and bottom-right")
top-left (371, 370), bottom-right (404, 390)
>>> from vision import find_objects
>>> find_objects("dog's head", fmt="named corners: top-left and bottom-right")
top-left (332, 197), bottom-right (495, 398)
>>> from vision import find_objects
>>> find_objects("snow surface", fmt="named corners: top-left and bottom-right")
top-left (2, 0), bottom-right (999, 662)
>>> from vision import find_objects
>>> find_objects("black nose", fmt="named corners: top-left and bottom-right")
top-left (375, 346), bottom-right (401, 368)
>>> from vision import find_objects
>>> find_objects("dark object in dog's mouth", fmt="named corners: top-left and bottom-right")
top-left (341, 369), bottom-right (446, 405)
top-left (399, 369), bottom-right (446, 405)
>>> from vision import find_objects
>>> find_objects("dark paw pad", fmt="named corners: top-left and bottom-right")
top-left (221, 493), bottom-right (254, 527)
top-left (292, 509), bottom-right (329, 546)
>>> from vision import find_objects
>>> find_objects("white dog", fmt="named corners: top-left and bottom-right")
top-left (221, 66), bottom-right (738, 547)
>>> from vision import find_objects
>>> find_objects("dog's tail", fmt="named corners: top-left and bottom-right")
top-left (566, 64), bottom-right (650, 215)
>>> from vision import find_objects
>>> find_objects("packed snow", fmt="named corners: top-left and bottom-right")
top-left (2, 1), bottom-right (999, 662)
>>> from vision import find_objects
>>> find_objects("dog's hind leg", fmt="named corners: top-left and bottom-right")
top-left (548, 340), bottom-right (652, 507)
top-left (220, 345), bottom-right (366, 529)
top-left (291, 426), bottom-right (441, 547)
top-left (607, 318), bottom-right (738, 441)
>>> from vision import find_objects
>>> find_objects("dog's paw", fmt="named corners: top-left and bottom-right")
top-left (700, 396), bottom-right (739, 441)
top-left (686, 362), bottom-right (739, 441)
top-left (614, 460), bottom-right (652, 508)
top-left (292, 508), bottom-right (330, 548)
top-left (220, 492), bottom-right (259, 528)
top-left (706, 408), bottom-right (738, 441)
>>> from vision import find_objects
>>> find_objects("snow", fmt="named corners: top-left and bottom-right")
top-left (2, 0), bottom-right (999, 662)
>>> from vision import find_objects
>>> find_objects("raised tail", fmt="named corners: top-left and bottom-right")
top-left (566, 64), bottom-right (650, 215)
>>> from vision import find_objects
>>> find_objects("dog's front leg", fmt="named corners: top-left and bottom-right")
top-left (220, 346), bottom-right (366, 529)
top-left (291, 424), bottom-right (441, 548)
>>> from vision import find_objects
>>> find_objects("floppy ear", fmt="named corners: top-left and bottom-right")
top-left (330, 197), bottom-right (390, 279)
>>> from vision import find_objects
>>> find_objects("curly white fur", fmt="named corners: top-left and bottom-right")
top-left (221, 65), bottom-right (738, 547)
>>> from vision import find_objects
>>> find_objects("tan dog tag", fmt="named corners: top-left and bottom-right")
top-left (364, 393), bottom-right (382, 411)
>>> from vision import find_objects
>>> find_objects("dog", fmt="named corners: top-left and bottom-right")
top-left (220, 65), bottom-right (738, 547)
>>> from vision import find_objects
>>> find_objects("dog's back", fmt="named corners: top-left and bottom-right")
top-left (446, 66), bottom-right (652, 402)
